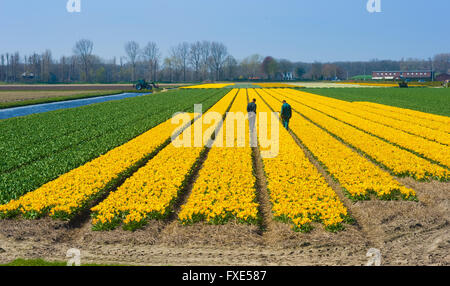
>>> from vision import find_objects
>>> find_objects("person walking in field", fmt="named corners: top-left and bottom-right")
top-left (247, 98), bottom-right (257, 147)
top-left (281, 100), bottom-right (292, 130)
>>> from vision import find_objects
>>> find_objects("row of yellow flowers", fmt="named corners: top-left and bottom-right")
top-left (259, 89), bottom-right (417, 201)
top-left (178, 89), bottom-right (259, 225)
top-left (289, 90), bottom-right (450, 146)
top-left (0, 116), bottom-right (189, 219)
top-left (182, 83), bottom-right (233, 89)
top-left (91, 89), bottom-right (238, 230)
top-left (272, 89), bottom-right (449, 181)
top-left (284, 89), bottom-right (450, 168)
top-left (354, 102), bottom-right (450, 133)
top-left (249, 89), bottom-right (349, 232)
top-left (257, 83), bottom-right (298, 88)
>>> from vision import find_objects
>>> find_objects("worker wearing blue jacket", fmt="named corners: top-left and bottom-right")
top-left (280, 100), bottom-right (292, 130)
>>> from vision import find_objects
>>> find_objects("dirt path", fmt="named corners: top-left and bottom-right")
top-left (0, 84), bottom-right (187, 91)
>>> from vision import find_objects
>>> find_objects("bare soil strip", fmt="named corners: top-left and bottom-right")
top-left (251, 146), bottom-right (275, 236)
top-left (0, 90), bottom-right (121, 103)
top-left (0, 84), bottom-right (187, 92)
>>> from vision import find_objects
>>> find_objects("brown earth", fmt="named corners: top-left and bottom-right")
top-left (0, 90), bottom-right (120, 103)
top-left (0, 84), bottom-right (189, 91)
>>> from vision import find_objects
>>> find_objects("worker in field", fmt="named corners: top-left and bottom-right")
top-left (247, 98), bottom-right (257, 147)
top-left (281, 100), bottom-right (292, 130)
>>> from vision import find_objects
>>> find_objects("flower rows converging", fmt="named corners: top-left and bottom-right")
top-left (259, 89), bottom-right (417, 201)
top-left (257, 83), bottom-right (298, 88)
top-left (182, 83), bottom-right (233, 89)
top-left (286, 90), bottom-right (450, 146)
top-left (178, 89), bottom-right (259, 225)
top-left (0, 116), bottom-right (190, 219)
top-left (284, 89), bottom-right (450, 168)
top-left (354, 102), bottom-right (450, 133)
top-left (90, 89), bottom-right (238, 230)
top-left (269, 89), bottom-right (449, 181)
top-left (249, 89), bottom-right (349, 232)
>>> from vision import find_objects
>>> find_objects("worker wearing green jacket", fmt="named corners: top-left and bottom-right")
top-left (281, 100), bottom-right (292, 130)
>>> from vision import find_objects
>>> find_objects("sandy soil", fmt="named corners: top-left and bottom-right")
top-left (0, 84), bottom-right (188, 91)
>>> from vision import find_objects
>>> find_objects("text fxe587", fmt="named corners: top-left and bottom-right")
top-left (170, 104), bottom-right (280, 158)
top-left (182, 270), bottom-right (267, 283)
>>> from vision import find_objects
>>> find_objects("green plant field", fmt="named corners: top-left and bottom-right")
top-left (0, 89), bottom-right (227, 204)
top-left (305, 88), bottom-right (450, 116)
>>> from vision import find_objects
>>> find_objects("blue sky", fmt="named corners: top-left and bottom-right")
top-left (1, 0), bottom-right (449, 62)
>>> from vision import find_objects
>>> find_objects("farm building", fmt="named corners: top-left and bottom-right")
top-left (372, 70), bottom-right (433, 80)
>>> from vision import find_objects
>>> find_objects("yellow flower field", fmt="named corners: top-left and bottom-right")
top-left (0, 116), bottom-right (192, 219)
top-left (249, 89), bottom-right (348, 232)
top-left (286, 90), bottom-right (450, 145)
top-left (91, 89), bottom-right (238, 230)
top-left (354, 102), bottom-right (450, 133)
top-left (283, 89), bottom-right (450, 168)
top-left (259, 89), bottom-right (417, 201)
top-left (257, 83), bottom-right (298, 88)
top-left (267, 89), bottom-right (449, 181)
top-left (182, 83), bottom-right (233, 89)
top-left (178, 89), bottom-right (259, 224)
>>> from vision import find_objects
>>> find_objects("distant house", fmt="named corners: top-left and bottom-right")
top-left (282, 72), bottom-right (293, 81)
top-left (436, 73), bottom-right (450, 82)
top-left (372, 71), bottom-right (433, 80)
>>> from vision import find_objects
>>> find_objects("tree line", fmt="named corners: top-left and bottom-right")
top-left (0, 39), bottom-right (449, 83)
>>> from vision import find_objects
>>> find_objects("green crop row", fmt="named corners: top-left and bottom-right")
top-left (0, 89), bottom-right (218, 173)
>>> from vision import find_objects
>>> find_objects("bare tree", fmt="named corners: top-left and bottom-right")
top-left (125, 41), bottom-right (140, 81)
top-left (433, 53), bottom-right (450, 74)
top-left (0, 54), bottom-right (4, 81)
top-left (223, 55), bottom-right (238, 80)
top-left (171, 42), bottom-right (190, 82)
top-left (200, 41), bottom-right (211, 81)
top-left (163, 57), bottom-right (175, 82)
top-left (209, 42), bottom-right (228, 81)
top-left (241, 54), bottom-right (263, 79)
top-left (142, 42), bottom-right (160, 81)
top-left (40, 50), bottom-right (52, 82)
top-left (169, 47), bottom-right (183, 82)
top-left (73, 39), bottom-right (94, 82)
top-left (190, 41), bottom-right (203, 82)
